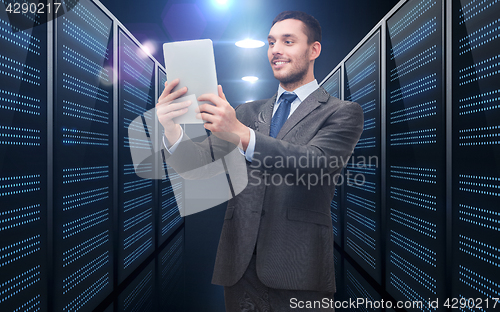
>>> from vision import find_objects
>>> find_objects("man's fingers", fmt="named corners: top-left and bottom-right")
top-left (197, 112), bottom-right (215, 123)
top-left (157, 86), bottom-right (188, 107)
top-left (197, 93), bottom-right (220, 105)
top-left (159, 78), bottom-right (188, 103)
top-left (218, 85), bottom-right (226, 101)
top-left (159, 78), bottom-right (179, 101)
top-left (159, 105), bottom-right (189, 121)
top-left (195, 103), bottom-right (217, 115)
top-left (164, 86), bottom-right (188, 103)
top-left (164, 107), bottom-right (189, 120)
top-left (157, 101), bottom-right (191, 115)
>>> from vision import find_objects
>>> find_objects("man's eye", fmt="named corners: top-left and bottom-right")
top-left (285, 41), bottom-right (292, 44)
top-left (269, 42), bottom-right (275, 46)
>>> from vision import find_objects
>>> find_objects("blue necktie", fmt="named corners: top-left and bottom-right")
top-left (269, 92), bottom-right (297, 138)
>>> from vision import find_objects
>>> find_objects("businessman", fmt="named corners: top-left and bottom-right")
top-left (157, 11), bottom-right (364, 311)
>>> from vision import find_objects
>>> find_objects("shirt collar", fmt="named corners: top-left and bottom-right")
top-left (276, 79), bottom-right (319, 104)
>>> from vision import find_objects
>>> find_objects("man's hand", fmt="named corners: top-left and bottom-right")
top-left (196, 85), bottom-right (250, 151)
top-left (156, 78), bottom-right (191, 147)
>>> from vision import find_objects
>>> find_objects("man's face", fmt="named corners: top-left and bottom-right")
top-left (267, 19), bottom-right (312, 85)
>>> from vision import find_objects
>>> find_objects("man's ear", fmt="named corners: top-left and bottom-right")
top-left (310, 41), bottom-right (321, 61)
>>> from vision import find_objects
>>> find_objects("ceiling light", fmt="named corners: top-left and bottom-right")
top-left (242, 76), bottom-right (259, 83)
top-left (214, 0), bottom-right (228, 6)
top-left (235, 39), bottom-right (265, 49)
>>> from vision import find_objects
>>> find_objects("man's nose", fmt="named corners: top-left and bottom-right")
top-left (272, 42), bottom-right (283, 55)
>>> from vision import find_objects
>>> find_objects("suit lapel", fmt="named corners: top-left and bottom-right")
top-left (276, 87), bottom-right (329, 140)
top-left (254, 93), bottom-right (277, 135)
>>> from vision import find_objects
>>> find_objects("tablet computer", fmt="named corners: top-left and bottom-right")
top-left (163, 39), bottom-right (218, 124)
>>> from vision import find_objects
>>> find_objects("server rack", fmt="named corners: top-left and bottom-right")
top-left (320, 0), bottom-right (500, 310)
top-left (0, 0), bottom-right (185, 311)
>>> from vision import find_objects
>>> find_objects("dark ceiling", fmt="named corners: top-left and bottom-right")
top-left (98, 0), bottom-right (399, 105)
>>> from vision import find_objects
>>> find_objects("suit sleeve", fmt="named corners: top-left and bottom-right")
top-left (251, 101), bottom-right (364, 175)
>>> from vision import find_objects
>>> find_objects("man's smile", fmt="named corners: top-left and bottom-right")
top-left (272, 59), bottom-right (290, 69)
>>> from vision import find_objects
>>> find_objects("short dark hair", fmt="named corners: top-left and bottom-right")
top-left (272, 11), bottom-right (322, 44)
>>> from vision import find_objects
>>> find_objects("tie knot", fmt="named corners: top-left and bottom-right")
top-left (279, 92), bottom-right (297, 104)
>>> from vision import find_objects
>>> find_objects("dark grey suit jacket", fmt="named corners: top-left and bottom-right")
top-left (165, 87), bottom-right (363, 293)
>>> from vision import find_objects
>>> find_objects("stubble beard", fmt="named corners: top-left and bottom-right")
top-left (273, 50), bottom-right (310, 90)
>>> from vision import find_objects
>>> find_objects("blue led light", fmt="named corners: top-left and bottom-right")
top-left (390, 208), bottom-right (436, 239)
top-left (62, 252), bottom-right (109, 294)
top-left (124, 62), bottom-right (153, 88)
top-left (63, 46), bottom-right (110, 81)
top-left (390, 186), bottom-right (436, 211)
top-left (0, 88), bottom-right (41, 115)
top-left (458, 54), bottom-right (500, 85)
top-left (63, 231), bottom-right (109, 267)
top-left (459, 174), bottom-right (500, 197)
top-left (124, 81), bottom-right (153, 105)
top-left (390, 100), bottom-right (436, 124)
top-left (391, 18), bottom-right (437, 59)
top-left (348, 62), bottom-right (376, 91)
top-left (123, 42), bottom-right (154, 73)
top-left (390, 251), bottom-right (437, 294)
top-left (391, 45), bottom-right (437, 81)
top-left (347, 193), bottom-right (376, 212)
top-left (347, 222), bottom-right (376, 249)
top-left (459, 235), bottom-right (500, 267)
top-left (390, 73), bottom-right (437, 103)
top-left (123, 270), bottom-right (152, 309)
top-left (68, 0), bottom-right (111, 37)
top-left (123, 178), bottom-right (153, 194)
top-left (12, 294), bottom-right (40, 312)
top-left (389, 0), bottom-right (436, 37)
top-left (458, 91), bottom-right (500, 115)
top-left (331, 214), bottom-right (338, 236)
top-left (347, 237), bottom-right (376, 269)
top-left (63, 100), bottom-right (109, 124)
top-left (124, 239), bottom-right (152, 269)
top-left (354, 136), bottom-right (376, 149)
top-left (458, 18), bottom-right (500, 54)
top-left (459, 0), bottom-right (500, 25)
top-left (124, 194), bottom-right (153, 213)
top-left (0, 235), bottom-right (40, 268)
top-left (62, 273), bottom-right (109, 311)
top-left (347, 270), bottom-right (375, 302)
top-left (161, 206), bottom-right (178, 223)
top-left (62, 16), bottom-right (108, 58)
top-left (390, 230), bottom-right (436, 266)
top-left (0, 204), bottom-right (41, 232)
top-left (347, 43), bottom-right (376, 73)
top-left (0, 265), bottom-right (40, 303)
top-left (361, 99), bottom-right (376, 114)
top-left (459, 265), bottom-right (500, 297)
top-left (124, 224), bottom-right (152, 250)
top-left (323, 77), bottom-right (339, 97)
top-left (123, 208), bottom-right (152, 231)
top-left (0, 18), bottom-right (41, 54)
top-left (347, 207), bottom-right (376, 230)
top-left (0, 175), bottom-right (40, 196)
top-left (62, 73), bottom-right (109, 102)
top-left (390, 273), bottom-right (432, 312)
top-left (162, 215), bottom-right (182, 236)
top-left (347, 81), bottom-right (375, 103)
top-left (62, 209), bottom-right (109, 239)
